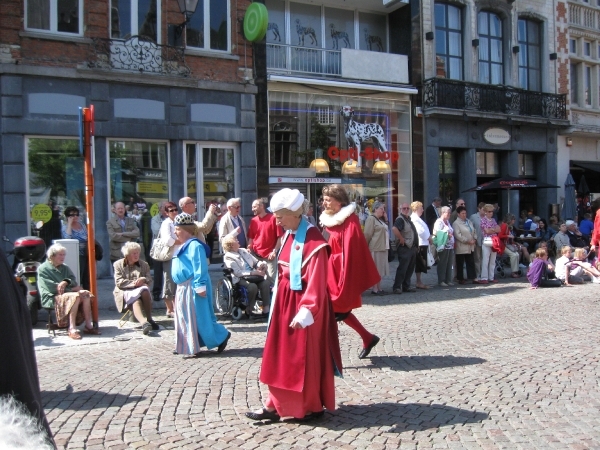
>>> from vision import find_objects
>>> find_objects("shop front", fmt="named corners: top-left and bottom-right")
top-left (267, 84), bottom-right (414, 222)
top-left (425, 117), bottom-right (560, 219)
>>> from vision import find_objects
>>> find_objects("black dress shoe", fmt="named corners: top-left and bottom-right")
top-left (358, 335), bottom-right (380, 359)
top-left (217, 331), bottom-right (231, 353)
top-left (245, 408), bottom-right (280, 422)
top-left (293, 410), bottom-right (325, 422)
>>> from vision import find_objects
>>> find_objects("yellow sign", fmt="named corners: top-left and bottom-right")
top-left (187, 180), bottom-right (196, 195)
top-left (150, 203), bottom-right (159, 217)
top-left (137, 182), bottom-right (167, 194)
top-left (204, 181), bottom-right (228, 193)
top-left (31, 204), bottom-right (52, 223)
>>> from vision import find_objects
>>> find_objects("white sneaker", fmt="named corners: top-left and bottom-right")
top-left (593, 276), bottom-right (600, 284)
top-left (439, 282), bottom-right (448, 287)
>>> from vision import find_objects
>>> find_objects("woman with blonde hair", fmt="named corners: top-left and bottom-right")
top-left (410, 201), bottom-right (432, 289)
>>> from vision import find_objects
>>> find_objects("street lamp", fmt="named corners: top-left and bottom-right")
top-left (174, 0), bottom-right (199, 43)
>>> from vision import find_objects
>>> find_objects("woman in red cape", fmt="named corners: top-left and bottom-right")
top-left (246, 188), bottom-right (342, 422)
top-left (320, 184), bottom-right (381, 359)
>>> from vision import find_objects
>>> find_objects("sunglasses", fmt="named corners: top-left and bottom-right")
top-left (232, 205), bottom-right (241, 209)
top-left (167, 208), bottom-right (178, 213)
top-left (401, 207), bottom-right (409, 210)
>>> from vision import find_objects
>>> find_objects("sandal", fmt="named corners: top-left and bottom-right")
top-left (68, 329), bottom-right (81, 340)
top-left (416, 284), bottom-right (430, 290)
top-left (83, 326), bottom-right (101, 335)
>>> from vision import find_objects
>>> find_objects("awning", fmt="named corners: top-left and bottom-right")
top-left (572, 161), bottom-right (600, 173)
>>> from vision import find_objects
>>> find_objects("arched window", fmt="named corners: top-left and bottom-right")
top-left (435, 3), bottom-right (463, 80)
top-left (518, 19), bottom-right (541, 91)
top-left (478, 11), bottom-right (503, 85)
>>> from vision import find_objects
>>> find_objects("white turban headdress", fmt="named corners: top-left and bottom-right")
top-left (270, 188), bottom-right (305, 213)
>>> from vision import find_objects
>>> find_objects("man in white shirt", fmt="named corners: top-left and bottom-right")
top-left (469, 202), bottom-right (486, 282)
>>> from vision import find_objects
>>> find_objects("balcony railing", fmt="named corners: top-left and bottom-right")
top-left (423, 78), bottom-right (567, 120)
top-left (267, 43), bottom-right (341, 78)
top-left (88, 36), bottom-right (191, 77)
top-left (569, 2), bottom-right (600, 30)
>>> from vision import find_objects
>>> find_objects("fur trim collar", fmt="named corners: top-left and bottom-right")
top-left (319, 203), bottom-right (356, 228)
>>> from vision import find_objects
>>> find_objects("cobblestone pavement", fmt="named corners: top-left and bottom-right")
top-left (34, 265), bottom-right (600, 449)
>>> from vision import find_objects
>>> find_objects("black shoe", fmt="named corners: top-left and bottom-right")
top-left (358, 335), bottom-right (380, 359)
top-left (217, 331), bottom-right (231, 354)
top-left (142, 322), bottom-right (152, 335)
top-left (148, 320), bottom-right (160, 331)
top-left (293, 410), bottom-right (325, 422)
top-left (245, 408), bottom-right (280, 422)
top-left (404, 287), bottom-right (416, 293)
top-left (393, 288), bottom-right (402, 294)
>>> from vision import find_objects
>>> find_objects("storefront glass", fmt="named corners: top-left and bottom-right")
top-left (109, 139), bottom-right (168, 260)
top-left (268, 90), bottom-right (411, 219)
top-left (27, 137), bottom-right (84, 246)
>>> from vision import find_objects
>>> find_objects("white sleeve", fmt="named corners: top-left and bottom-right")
top-left (293, 307), bottom-right (314, 328)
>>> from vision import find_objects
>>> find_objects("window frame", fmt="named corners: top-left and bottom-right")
top-left (185, 0), bottom-right (231, 53)
top-left (517, 18), bottom-right (542, 92)
top-left (110, 0), bottom-right (162, 43)
top-left (478, 10), bottom-right (504, 85)
top-left (25, 0), bottom-right (84, 36)
top-left (435, 2), bottom-right (464, 81)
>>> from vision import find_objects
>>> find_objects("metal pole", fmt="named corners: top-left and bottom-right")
top-left (83, 106), bottom-right (99, 327)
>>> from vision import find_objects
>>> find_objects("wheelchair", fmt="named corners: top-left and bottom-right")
top-left (495, 252), bottom-right (523, 278)
top-left (214, 267), bottom-right (263, 320)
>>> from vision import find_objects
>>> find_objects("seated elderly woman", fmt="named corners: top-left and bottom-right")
top-left (222, 234), bottom-right (271, 318)
top-left (38, 243), bottom-right (100, 340)
top-left (113, 242), bottom-right (159, 335)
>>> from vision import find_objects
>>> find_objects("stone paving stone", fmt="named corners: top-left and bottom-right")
top-left (34, 275), bottom-right (600, 448)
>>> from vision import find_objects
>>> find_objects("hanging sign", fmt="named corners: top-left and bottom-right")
top-left (483, 128), bottom-right (510, 145)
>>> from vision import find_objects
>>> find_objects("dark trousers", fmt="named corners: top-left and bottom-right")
top-left (393, 245), bottom-right (417, 291)
top-left (541, 265), bottom-right (561, 287)
top-left (455, 252), bottom-right (476, 281)
top-left (152, 259), bottom-right (164, 299)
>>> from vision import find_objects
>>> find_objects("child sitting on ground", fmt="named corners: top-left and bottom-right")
top-left (555, 246), bottom-right (582, 285)
top-left (527, 248), bottom-right (561, 289)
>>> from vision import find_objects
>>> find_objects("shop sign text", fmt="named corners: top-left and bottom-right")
top-left (327, 146), bottom-right (399, 163)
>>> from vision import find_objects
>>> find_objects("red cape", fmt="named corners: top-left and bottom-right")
top-left (260, 227), bottom-right (342, 409)
top-left (325, 213), bottom-right (381, 313)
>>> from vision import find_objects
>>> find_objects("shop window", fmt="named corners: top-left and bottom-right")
top-left (111, 0), bottom-right (159, 42)
top-left (518, 153), bottom-right (536, 177)
top-left (517, 19), bottom-right (541, 91)
top-left (435, 2), bottom-right (463, 80)
top-left (109, 140), bottom-right (168, 258)
top-left (439, 150), bottom-right (457, 205)
top-left (318, 106), bottom-right (335, 125)
top-left (27, 138), bottom-right (84, 243)
top-left (478, 11), bottom-right (503, 85)
top-left (476, 152), bottom-right (499, 175)
top-left (186, 0), bottom-right (229, 51)
top-left (26, 0), bottom-right (82, 35)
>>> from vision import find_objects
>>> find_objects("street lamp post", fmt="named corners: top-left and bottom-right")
top-left (174, 0), bottom-right (199, 45)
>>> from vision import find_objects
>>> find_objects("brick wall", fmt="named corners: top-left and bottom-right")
top-left (1, 0), bottom-right (253, 85)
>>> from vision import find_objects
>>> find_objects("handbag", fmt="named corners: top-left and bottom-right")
top-left (94, 240), bottom-right (103, 261)
top-left (427, 245), bottom-right (435, 268)
top-left (388, 247), bottom-right (396, 262)
top-left (483, 236), bottom-right (493, 247)
top-left (149, 229), bottom-right (175, 262)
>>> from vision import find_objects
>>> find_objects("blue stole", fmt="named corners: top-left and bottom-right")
top-left (290, 217), bottom-right (308, 291)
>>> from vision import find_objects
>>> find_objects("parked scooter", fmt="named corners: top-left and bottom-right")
top-left (3, 235), bottom-right (46, 325)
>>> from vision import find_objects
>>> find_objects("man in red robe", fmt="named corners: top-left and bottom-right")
top-left (246, 188), bottom-right (342, 422)
top-left (320, 184), bottom-right (381, 359)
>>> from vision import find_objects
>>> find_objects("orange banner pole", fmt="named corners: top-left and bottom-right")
top-left (83, 106), bottom-right (99, 326)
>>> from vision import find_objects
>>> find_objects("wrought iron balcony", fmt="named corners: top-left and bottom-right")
top-left (88, 36), bottom-right (191, 77)
top-left (423, 78), bottom-right (567, 120)
top-left (267, 43), bottom-right (341, 78)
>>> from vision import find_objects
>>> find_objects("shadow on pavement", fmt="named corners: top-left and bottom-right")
top-left (347, 355), bottom-right (486, 371)
top-left (321, 402), bottom-right (488, 432)
top-left (41, 387), bottom-right (145, 410)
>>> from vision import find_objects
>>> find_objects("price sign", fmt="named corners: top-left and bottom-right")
top-left (31, 204), bottom-right (52, 223)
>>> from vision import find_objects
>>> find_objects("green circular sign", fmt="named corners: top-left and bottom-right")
top-left (244, 3), bottom-right (268, 42)
top-left (150, 203), bottom-right (159, 217)
top-left (31, 204), bottom-right (52, 223)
